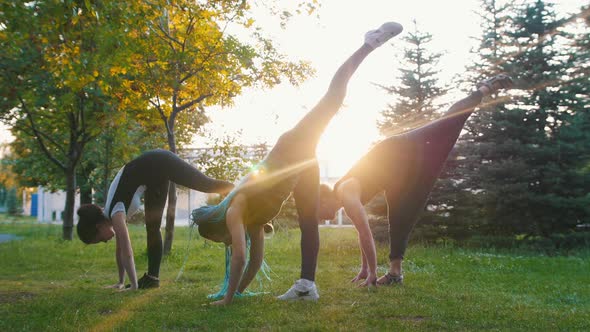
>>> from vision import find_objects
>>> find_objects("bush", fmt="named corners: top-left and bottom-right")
top-left (127, 210), bottom-right (145, 225)
top-left (271, 196), bottom-right (299, 232)
top-left (271, 216), bottom-right (299, 233)
top-left (368, 215), bottom-right (389, 244)
top-left (6, 187), bottom-right (21, 216)
top-left (461, 232), bottom-right (590, 253)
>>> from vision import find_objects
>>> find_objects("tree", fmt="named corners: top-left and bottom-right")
top-left (0, 1), bottom-right (152, 239)
top-left (372, 20), bottom-right (449, 239)
top-left (427, 0), bottom-right (515, 240)
top-left (458, 0), bottom-right (588, 237)
top-left (6, 187), bottom-right (19, 216)
top-left (123, 0), bottom-right (315, 253)
top-left (193, 133), bottom-right (250, 184)
top-left (377, 20), bottom-right (447, 136)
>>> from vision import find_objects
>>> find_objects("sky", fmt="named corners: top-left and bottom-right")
top-left (193, 0), bottom-right (584, 177)
top-left (1, 0), bottom-right (585, 177)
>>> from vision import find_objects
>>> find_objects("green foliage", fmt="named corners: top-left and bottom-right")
top-left (122, 0), bottom-right (315, 153)
top-left (468, 0), bottom-right (590, 236)
top-left (0, 1), bottom-right (155, 238)
top-left (192, 133), bottom-right (250, 183)
top-left (422, 0), bottom-right (590, 240)
top-left (0, 222), bottom-right (589, 331)
top-left (0, 1), bottom-right (316, 241)
top-left (5, 187), bottom-right (20, 216)
top-left (462, 232), bottom-right (590, 252)
top-left (0, 186), bottom-right (5, 208)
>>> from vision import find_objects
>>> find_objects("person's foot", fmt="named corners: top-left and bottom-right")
top-left (476, 74), bottom-right (514, 95)
top-left (376, 272), bottom-right (403, 286)
top-left (137, 273), bottom-right (160, 289)
top-left (277, 279), bottom-right (319, 301)
top-left (364, 22), bottom-right (404, 49)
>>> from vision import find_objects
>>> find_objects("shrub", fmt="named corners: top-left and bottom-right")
top-left (127, 210), bottom-right (146, 225)
top-left (6, 187), bottom-right (21, 216)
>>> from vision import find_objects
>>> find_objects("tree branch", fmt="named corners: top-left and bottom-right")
top-left (149, 98), bottom-right (173, 137)
top-left (176, 93), bottom-right (212, 113)
top-left (18, 96), bottom-right (66, 171)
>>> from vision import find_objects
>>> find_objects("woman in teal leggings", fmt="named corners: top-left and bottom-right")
top-left (193, 21), bottom-right (404, 305)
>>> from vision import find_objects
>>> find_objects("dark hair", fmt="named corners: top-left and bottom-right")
top-left (198, 221), bottom-right (231, 244)
top-left (263, 222), bottom-right (274, 234)
top-left (77, 204), bottom-right (108, 244)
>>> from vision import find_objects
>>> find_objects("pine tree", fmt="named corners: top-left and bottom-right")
top-left (457, 0), bottom-right (587, 237)
top-left (423, 0), bottom-right (515, 240)
top-left (377, 20), bottom-right (447, 136)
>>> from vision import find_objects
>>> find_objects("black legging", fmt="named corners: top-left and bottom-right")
top-left (386, 91), bottom-right (483, 260)
top-left (108, 149), bottom-right (233, 277)
top-left (259, 45), bottom-right (374, 281)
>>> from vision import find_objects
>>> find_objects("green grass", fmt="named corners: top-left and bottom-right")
top-left (1, 217), bottom-right (589, 331)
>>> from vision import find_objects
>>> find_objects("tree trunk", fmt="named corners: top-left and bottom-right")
top-left (63, 168), bottom-right (76, 240)
top-left (163, 123), bottom-right (177, 255)
top-left (163, 182), bottom-right (177, 254)
top-left (101, 134), bottom-right (112, 206)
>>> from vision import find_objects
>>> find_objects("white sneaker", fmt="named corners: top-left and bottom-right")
top-left (364, 22), bottom-right (403, 49)
top-left (277, 279), bottom-right (319, 301)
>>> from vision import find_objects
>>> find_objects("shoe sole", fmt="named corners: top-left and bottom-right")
top-left (277, 295), bottom-right (319, 301)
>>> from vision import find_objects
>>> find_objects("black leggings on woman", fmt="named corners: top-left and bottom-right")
top-left (108, 149), bottom-right (232, 277)
top-left (385, 91), bottom-right (483, 260)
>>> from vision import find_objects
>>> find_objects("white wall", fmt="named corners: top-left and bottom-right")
top-left (36, 187), bottom-right (79, 223)
top-left (35, 186), bottom-right (210, 226)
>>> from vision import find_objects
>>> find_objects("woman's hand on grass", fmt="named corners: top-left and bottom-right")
top-left (358, 273), bottom-right (377, 288)
top-left (350, 269), bottom-right (368, 283)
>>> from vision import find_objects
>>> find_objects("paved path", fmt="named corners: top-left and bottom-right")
top-left (0, 234), bottom-right (22, 243)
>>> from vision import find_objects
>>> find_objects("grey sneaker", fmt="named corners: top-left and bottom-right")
top-left (277, 279), bottom-right (319, 301)
top-left (377, 272), bottom-right (403, 286)
top-left (364, 22), bottom-right (404, 49)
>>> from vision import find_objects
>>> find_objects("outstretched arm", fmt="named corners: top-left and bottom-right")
top-left (211, 193), bottom-right (248, 305)
top-left (111, 212), bottom-right (138, 290)
top-left (238, 224), bottom-right (265, 293)
top-left (338, 179), bottom-right (377, 287)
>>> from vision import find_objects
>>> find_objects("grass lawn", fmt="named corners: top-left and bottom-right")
top-left (1, 217), bottom-right (589, 331)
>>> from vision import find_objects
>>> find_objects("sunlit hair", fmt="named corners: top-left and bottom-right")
top-left (76, 204), bottom-right (108, 244)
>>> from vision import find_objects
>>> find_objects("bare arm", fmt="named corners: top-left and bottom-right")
top-left (212, 194), bottom-right (248, 305)
top-left (115, 245), bottom-right (125, 284)
top-left (338, 179), bottom-right (377, 286)
top-left (111, 212), bottom-right (138, 289)
top-left (238, 224), bottom-right (265, 293)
